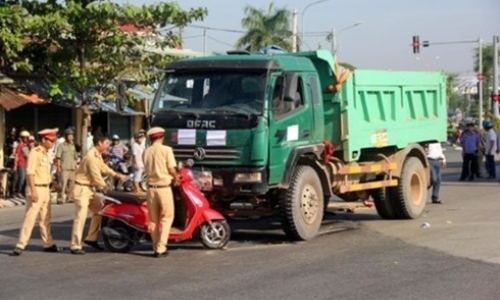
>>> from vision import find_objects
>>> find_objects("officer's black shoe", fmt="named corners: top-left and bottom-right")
top-left (84, 240), bottom-right (104, 251)
top-left (43, 245), bottom-right (61, 252)
top-left (155, 251), bottom-right (168, 258)
top-left (11, 247), bottom-right (23, 256)
top-left (70, 249), bottom-right (86, 255)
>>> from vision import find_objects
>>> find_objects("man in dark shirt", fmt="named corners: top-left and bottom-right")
top-left (459, 123), bottom-right (480, 181)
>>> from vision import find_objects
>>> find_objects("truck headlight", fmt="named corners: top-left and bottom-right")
top-left (233, 172), bottom-right (262, 183)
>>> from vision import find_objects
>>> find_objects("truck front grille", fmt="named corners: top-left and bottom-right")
top-left (173, 147), bottom-right (240, 161)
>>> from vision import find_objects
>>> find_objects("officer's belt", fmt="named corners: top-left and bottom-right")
top-left (75, 181), bottom-right (94, 187)
top-left (148, 184), bottom-right (171, 189)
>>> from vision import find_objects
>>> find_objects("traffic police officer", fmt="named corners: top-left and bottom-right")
top-left (70, 134), bottom-right (127, 255)
top-left (12, 128), bottom-right (61, 256)
top-left (56, 128), bottom-right (77, 204)
top-left (143, 127), bottom-right (179, 258)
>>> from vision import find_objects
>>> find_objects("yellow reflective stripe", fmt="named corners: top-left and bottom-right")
top-left (339, 163), bottom-right (397, 175)
top-left (340, 179), bottom-right (398, 193)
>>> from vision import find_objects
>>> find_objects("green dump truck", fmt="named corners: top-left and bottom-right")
top-left (133, 49), bottom-right (447, 241)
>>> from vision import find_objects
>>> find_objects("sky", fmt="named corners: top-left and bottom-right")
top-left (120, 0), bottom-right (499, 79)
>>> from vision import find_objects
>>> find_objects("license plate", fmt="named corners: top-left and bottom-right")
top-left (191, 170), bottom-right (213, 191)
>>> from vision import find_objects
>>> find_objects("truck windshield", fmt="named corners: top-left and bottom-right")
top-left (152, 71), bottom-right (267, 115)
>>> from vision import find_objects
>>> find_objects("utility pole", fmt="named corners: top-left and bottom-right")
top-left (493, 35), bottom-right (499, 118)
top-left (203, 29), bottom-right (207, 55)
top-left (292, 9), bottom-right (298, 52)
top-left (330, 28), bottom-right (335, 54)
top-left (178, 27), bottom-right (184, 49)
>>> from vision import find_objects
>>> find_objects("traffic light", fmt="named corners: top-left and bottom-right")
top-left (412, 35), bottom-right (420, 54)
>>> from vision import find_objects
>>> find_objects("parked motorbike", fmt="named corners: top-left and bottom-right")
top-left (103, 155), bottom-right (148, 192)
top-left (99, 159), bottom-right (231, 252)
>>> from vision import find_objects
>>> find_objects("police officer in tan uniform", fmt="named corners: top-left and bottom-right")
top-left (12, 128), bottom-right (62, 256)
top-left (143, 127), bottom-right (179, 258)
top-left (70, 134), bottom-right (127, 255)
top-left (56, 128), bottom-right (77, 204)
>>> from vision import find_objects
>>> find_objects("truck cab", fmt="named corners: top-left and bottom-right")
top-left (149, 54), bottom-right (324, 208)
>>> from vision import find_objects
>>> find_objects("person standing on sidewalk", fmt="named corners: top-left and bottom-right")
top-left (143, 127), bottom-right (180, 258)
top-left (55, 129), bottom-right (77, 204)
top-left (13, 130), bottom-right (30, 198)
top-left (459, 123), bottom-right (480, 181)
top-left (131, 132), bottom-right (145, 194)
top-left (426, 142), bottom-right (446, 204)
top-left (11, 128), bottom-right (62, 256)
top-left (476, 126), bottom-right (486, 178)
top-left (483, 120), bottom-right (497, 179)
top-left (70, 134), bottom-right (127, 255)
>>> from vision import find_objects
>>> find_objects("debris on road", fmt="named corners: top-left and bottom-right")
top-left (421, 222), bottom-right (431, 229)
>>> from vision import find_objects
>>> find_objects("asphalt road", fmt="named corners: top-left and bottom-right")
top-left (1, 145), bottom-right (499, 300)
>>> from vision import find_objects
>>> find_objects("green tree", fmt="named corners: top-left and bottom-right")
top-left (236, 2), bottom-right (292, 52)
top-left (0, 0), bottom-right (207, 154)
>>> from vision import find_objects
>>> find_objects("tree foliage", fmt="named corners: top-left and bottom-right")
top-left (0, 0), bottom-right (207, 153)
top-left (236, 2), bottom-right (292, 52)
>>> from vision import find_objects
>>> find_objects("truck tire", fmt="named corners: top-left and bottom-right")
top-left (371, 187), bottom-right (397, 219)
top-left (392, 157), bottom-right (427, 219)
top-left (279, 165), bottom-right (324, 241)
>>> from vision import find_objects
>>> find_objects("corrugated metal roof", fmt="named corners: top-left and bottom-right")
top-left (0, 77), bottom-right (143, 115)
top-left (0, 87), bottom-right (46, 111)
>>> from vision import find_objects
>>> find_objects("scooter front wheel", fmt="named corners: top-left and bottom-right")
top-left (199, 220), bottom-right (231, 249)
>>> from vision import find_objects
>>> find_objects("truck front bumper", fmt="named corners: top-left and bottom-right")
top-left (191, 166), bottom-right (269, 196)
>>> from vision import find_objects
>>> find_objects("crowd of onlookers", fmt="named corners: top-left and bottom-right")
top-left (458, 120), bottom-right (500, 181)
top-left (2, 125), bottom-right (146, 199)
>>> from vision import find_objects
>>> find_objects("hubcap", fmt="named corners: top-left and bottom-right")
top-left (202, 223), bottom-right (227, 245)
top-left (410, 172), bottom-right (423, 205)
top-left (300, 184), bottom-right (319, 224)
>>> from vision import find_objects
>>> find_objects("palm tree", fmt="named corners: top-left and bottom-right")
top-left (236, 2), bottom-right (292, 52)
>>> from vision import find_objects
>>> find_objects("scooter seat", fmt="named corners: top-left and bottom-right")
top-left (105, 191), bottom-right (147, 205)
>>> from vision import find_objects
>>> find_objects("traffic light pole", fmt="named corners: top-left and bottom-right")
top-left (419, 37), bottom-right (484, 124)
top-left (478, 38), bottom-right (483, 125)
top-left (493, 36), bottom-right (499, 118)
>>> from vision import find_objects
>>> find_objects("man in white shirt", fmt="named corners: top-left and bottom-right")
top-left (130, 129), bottom-right (147, 150)
top-left (426, 142), bottom-right (446, 204)
top-left (131, 132), bottom-right (145, 193)
top-left (483, 121), bottom-right (497, 179)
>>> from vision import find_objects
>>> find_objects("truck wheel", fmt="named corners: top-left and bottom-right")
top-left (371, 187), bottom-right (397, 219)
top-left (392, 157), bottom-right (427, 219)
top-left (280, 165), bottom-right (324, 241)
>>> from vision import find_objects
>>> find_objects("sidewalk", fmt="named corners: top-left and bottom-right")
top-left (0, 192), bottom-right (60, 209)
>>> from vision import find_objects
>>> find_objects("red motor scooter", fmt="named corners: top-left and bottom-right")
top-left (99, 159), bottom-right (231, 253)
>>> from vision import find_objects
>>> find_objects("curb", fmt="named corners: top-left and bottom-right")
top-left (0, 193), bottom-right (59, 209)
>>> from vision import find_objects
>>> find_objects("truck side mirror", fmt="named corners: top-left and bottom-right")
top-left (116, 82), bottom-right (127, 113)
top-left (283, 71), bottom-right (298, 102)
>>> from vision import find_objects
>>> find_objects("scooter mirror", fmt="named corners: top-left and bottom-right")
top-left (185, 159), bottom-right (195, 168)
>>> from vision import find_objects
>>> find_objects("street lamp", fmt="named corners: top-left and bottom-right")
top-left (331, 22), bottom-right (363, 55)
top-left (301, 0), bottom-right (330, 47)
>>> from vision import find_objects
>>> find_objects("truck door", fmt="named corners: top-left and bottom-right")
top-left (268, 74), bottom-right (313, 184)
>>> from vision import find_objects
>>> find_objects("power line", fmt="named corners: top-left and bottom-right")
top-left (187, 24), bottom-right (246, 34)
top-left (207, 35), bottom-right (234, 47)
top-left (183, 34), bottom-right (204, 39)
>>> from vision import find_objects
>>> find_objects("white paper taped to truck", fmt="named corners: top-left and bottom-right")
top-left (206, 130), bottom-right (227, 146)
top-left (178, 129), bottom-right (196, 145)
top-left (287, 125), bottom-right (299, 142)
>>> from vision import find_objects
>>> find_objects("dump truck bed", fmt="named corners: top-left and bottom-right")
top-left (334, 69), bottom-right (447, 161)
